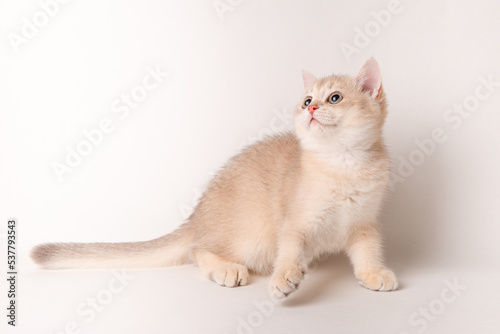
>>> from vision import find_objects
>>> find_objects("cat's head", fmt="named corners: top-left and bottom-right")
top-left (294, 58), bottom-right (388, 155)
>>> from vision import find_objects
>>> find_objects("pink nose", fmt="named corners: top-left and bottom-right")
top-left (308, 104), bottom-right (319, 114)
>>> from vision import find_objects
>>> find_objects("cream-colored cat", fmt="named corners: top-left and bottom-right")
top-left (32, 58), bottom-right (398, 299)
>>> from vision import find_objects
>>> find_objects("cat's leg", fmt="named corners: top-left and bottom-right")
top-left (195, 250), bottom-right (249, 287)
top-left (269, 230), bottom-right (308, 299)
top-left (346, 224), bottom-right (398, 291)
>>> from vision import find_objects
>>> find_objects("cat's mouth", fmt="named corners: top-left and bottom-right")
top-left (310, 118), bottom-right (322, 126)
top-left (309, 117), bottom-right (336, 128)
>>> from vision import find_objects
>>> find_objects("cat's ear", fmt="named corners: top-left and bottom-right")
top-left (302, 70), bottom-right (317, 91)
top-left (356, 58), bottom-right (382, 98)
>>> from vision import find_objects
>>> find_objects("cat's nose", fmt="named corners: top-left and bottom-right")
top-left (308, 104), bottom-right (319, 114)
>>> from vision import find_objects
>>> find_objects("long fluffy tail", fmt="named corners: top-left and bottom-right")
top-left (31, 229), bottom-right (193, 270)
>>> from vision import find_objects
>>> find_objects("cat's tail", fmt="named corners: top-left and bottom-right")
top-left (30, 227), bottom-right (193, 270)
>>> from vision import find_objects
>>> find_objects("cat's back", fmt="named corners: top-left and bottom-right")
top-left (195, 132), bottom-right (302, 217)
top-left (232, 132), bottom-right (301, 172)
top-left (190, 132), bottom-right (302, 268)
top-left (215, 132), bottom-right (302, 192)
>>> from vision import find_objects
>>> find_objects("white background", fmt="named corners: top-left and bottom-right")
top-left (1, 0), bottom-right (499, 333)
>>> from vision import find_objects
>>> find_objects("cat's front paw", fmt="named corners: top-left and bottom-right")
top-left (269, 264), bottom-right (306, 299)
top-left (357, 268), bottom-right (398, 291)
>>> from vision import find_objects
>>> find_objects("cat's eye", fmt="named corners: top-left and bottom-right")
top-left (328, 92), bottom-right (343, 104)
top-left (303, 97), bottom-right (312, 108)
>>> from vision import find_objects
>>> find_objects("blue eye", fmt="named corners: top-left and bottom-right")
top-left (328, 92), bottom-right (343, 104)
top-left (303, 97), bottom-right (312, 108)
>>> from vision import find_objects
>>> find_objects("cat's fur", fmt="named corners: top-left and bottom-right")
top-left (32, 58), bottom-right (398, 299)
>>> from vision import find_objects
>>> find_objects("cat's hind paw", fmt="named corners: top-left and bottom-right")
top-left (209, 263), bottom-right (249, 287)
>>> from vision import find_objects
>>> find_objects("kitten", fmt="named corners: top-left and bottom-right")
top-left (32, 58), bottom-right (398, 299)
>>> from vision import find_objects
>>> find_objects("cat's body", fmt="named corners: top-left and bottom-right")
top-left (32, 59), bottom-right (398, 299)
